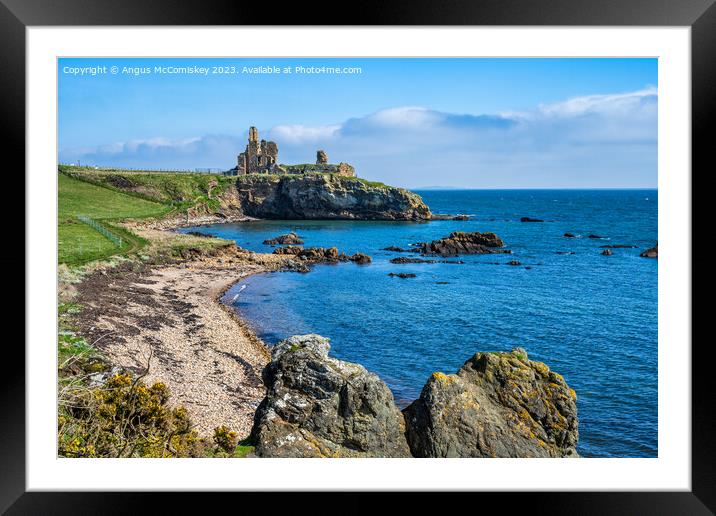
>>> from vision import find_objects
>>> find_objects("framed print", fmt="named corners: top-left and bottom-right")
top-left (5, 0), bottom-right (710, 512)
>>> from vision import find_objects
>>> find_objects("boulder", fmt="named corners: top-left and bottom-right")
top-left (350, 253), bottom-right (372, 264)
top-left (417, 231), bottom-right (509, 256)
top-left (403, 348), bottom-right (579, 458)
top-left (601, 249), bottom-right (613, 256)
top-left (250, 335), bottom-right (412, 458)
top-left (263, 232), bottom-right (304, 245)
top-left (640, 242), bottom-right (658, 258)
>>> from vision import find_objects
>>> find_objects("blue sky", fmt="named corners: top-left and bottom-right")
top-left (58, 58), bottom-right (657, 188)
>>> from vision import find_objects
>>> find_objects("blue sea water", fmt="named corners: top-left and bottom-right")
top-left (181, 189), bottom-right (658, 458)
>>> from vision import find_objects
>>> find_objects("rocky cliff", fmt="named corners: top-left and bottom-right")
top-left (234, 174), bottom-right (431, 221)
top-left (251, 336), bottom-right (579, 458)
top-left (403, 348), bottom-right (579, 458)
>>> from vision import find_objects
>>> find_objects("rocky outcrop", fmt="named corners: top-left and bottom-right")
top-left (403, 348), bottom-right (579, 458)
top-left (350, 253), bottom-right (372, 264)
top-left (263, 232), bottom-right (304, 245)
top-left (417, 231), bottom-right (509, 256)
top-left (235, 174), bottom-right (431, 221)
top-left (250, 335), bottom-right (412, 458)
top-left (640, 242), bottom-right (658, 258)
top-left (273, 246), bottom-right (371, 264)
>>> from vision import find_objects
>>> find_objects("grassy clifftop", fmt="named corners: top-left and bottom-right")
top-left (59, 165), bottom-right (235, 212)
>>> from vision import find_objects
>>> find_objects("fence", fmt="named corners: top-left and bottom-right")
top-left (60, 163), bottom-right (227, 174)
top-left (77, 215), bottom-right (124, 247)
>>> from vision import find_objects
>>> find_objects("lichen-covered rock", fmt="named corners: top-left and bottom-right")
top-left (403, 348), bottom-right (579, 458)
top-left (417, 231), bottom-right (510, 256)
top-left (251, 335), bottom-right (412, 458)
top-left (235, 174), bottom-right (431, 221)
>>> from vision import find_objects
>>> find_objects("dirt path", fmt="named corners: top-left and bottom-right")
top-left (74, 252), bottom-right (288, 438)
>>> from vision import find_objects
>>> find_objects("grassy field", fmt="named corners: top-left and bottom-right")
top-left (58, 173), bottom-right (170, 265)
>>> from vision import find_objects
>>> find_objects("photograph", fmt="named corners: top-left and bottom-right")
top-left (55, 56), bottom-right (659, 460)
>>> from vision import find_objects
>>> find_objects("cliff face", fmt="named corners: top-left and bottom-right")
top-left (234, 174), bottom-right (432, 221)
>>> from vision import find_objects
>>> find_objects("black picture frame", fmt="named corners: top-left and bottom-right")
top-left (3, 0), bottom-right (708, 512)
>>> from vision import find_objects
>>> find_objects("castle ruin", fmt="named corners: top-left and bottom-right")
top-left (231, 126), bottom-right (356, 178)
top-left (236, 126), bottom-right (280, 175)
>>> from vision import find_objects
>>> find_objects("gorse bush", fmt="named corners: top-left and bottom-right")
top-left (213, 425), bottom-right (238, 453)
top-left (58, 373), bottom-right (205, 458)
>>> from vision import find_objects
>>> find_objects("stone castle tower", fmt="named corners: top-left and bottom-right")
top-left (236, 126), bottom-right (279, 175)
top-left (231, 125), bottom-right (355, 178)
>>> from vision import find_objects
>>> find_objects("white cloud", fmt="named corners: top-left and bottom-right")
top-left (267, 124), bottom-right (340, 145)
top-left (537, 86), bottom-right (657, 118)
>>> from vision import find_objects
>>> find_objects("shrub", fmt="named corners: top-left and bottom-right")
top-left (58, 373), bottom-right (205, 458)
top-left (213, 425), bottom-right (238, 453)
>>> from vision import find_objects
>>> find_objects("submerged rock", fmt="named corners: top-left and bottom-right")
top-left (390, 257), bottom-right (464, 264)
top-left (382, 245), bottom-right (421, 253)
top-left (417, 231), bottom-right (509, 256)
top-left (640, 242), bottom-right (658, 258)
top-left (563, 233), bottom-right (576, 238)
top-left (520, 217), bottom-right (544, 222)
top-left (601, 249), bottom-right (613, 256)
top-left (250, 335), bottom-right (411, 458)
top-left (263, 232), bottom-right (304, 245)
top-left (588, 234), bottom-right (605, 239)
top-left (507, 260), bottom-right (522, 266)
top-left (403, 348), bottom-right (579, 458)
top-left (388, 272), bottom-right (416, 278)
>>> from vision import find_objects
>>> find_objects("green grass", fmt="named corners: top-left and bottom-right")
top-left (60, 165), bottom-right (235, 210)
top-left (58, 173), bottom-right (169, 265)
top-left (59, 173), bottom-right (170, 220)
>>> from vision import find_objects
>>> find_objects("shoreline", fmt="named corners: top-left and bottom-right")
top-left (68, 220), bottom-right (294, 438)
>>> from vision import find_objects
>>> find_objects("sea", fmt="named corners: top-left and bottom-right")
top-left (179, 189), bottom-right (658, 458)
